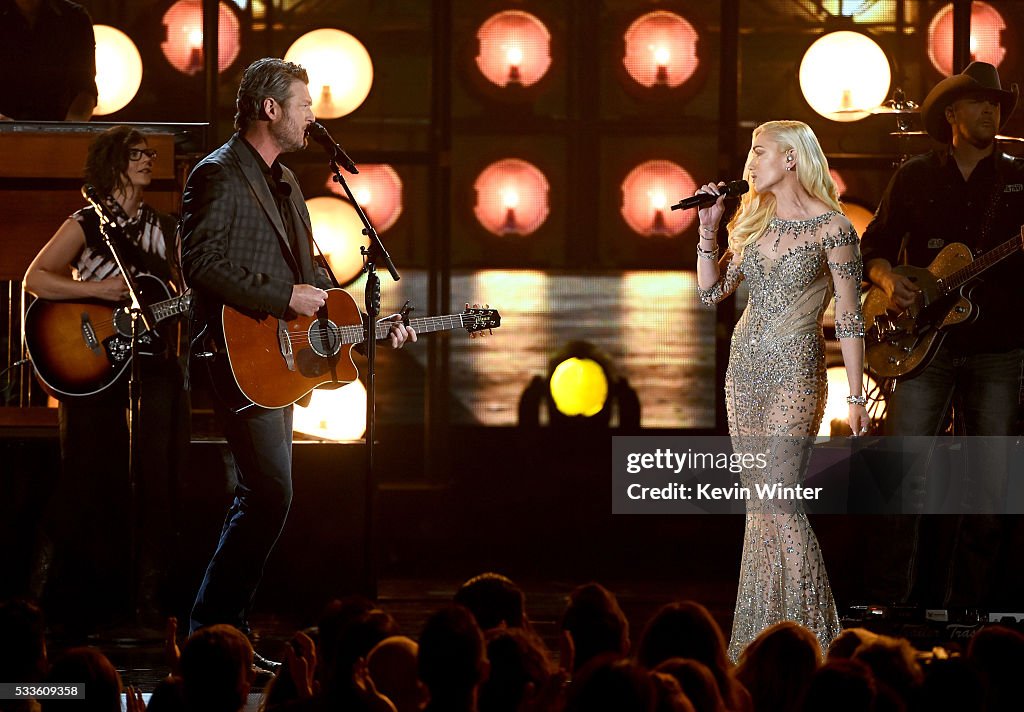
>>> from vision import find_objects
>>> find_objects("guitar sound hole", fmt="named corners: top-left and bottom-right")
top-left (307, 319), bottom-right (342, 357)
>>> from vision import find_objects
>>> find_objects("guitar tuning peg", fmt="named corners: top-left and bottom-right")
top-left (485, 304), bottom-right (490, 309)
top-left (473, 303), bottom-right (480, 309)
top-left (465, 302), bottom-right (470, 310)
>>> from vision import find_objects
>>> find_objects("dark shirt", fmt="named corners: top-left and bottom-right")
top-left (0, 0), bottom-right (97, 120)
top-left (239, 135), bottom-right (300, 257)
top-left (860, 148), bottom-right (1024, 354)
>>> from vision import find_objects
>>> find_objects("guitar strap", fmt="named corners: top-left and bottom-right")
top-left (309, 231), bottom-right (341, 288)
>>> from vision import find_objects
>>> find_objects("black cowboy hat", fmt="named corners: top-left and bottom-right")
top-left (921, 61), bottom-right (1018, 142)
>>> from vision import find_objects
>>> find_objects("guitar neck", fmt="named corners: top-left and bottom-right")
top-left (337, 313), bottom-right (472, 345)
top-left (149, 295), bottom-right (191, 324)
top-left (944, 232), bottom-right (1024, 291)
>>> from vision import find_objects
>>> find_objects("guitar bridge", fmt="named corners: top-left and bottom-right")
top-left (80, 313), bottom-right (102, 355)
top-left (277, 319), bottom-right (296, 371)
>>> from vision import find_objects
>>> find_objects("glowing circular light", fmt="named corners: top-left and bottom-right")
top-left (549, 357), bottom-right (609, 418)
top-left (293, 381), bottom-right (367, 441)
top-left (476, 10), bottom-right (552, 88)
top-left (473, 159), bottom-right (550, 236)
top-left (92, 25), bottom-right (143, 116)
top-left (799, 31), bottom-right (891, 121)
top-left (285, 29), bottom-right (374, 119)
top-left (324, 164), bottom-right (404, 232)
top-left (160, 0), bottom-right (241, 76)
top-left (620, 160), bottom-right (697, 237)
top-left (305, 196), bottom-right (371, 284)
top-left (928, 2), bottom-right (1007, 77)
top-left (820, 367), bottom-right (878, 436)
top-left (623, 11), bottom-right (699, 88)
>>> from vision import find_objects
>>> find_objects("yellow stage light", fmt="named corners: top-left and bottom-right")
top-left (820, 367), bottom-right (878, 436)
top-left (305, 196), bottom-right (371, 285)
top-left (549, 357), bottom-right (609, 418)
top-left (93, 25), bottom-right (143, 115)
top-left (293, 381), bottom-right (367, 441)
top-left (475, 10), bottom-right (552, 88)
top-left (285, 29), bottom-right (373, 119)
top-left (799, 31), bottom-right (891, 122)
top-left (620, 160), bottom-right (697, 237)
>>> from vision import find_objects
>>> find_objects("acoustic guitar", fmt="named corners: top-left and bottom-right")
top-left (863, 228), bottom-right (1023, 379)
top-left (23, 274), bottom-right (192, 399)
top-left (218, 289), bottom-right (501, 409)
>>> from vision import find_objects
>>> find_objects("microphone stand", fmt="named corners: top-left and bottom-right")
top-left (326, 157), bottom-right (400, 599)
top-left (82, 192), bottom-right (159, 637)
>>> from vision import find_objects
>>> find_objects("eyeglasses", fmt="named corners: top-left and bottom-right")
top-left (128, 148), bottom-right (158, 161)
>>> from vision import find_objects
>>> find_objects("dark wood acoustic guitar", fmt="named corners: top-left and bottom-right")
top-left (219, 289), bottom-right (501, 409)
top-left (863, 228), bottom-right (1023, 380)
top-left (23, 274), bottom-right (192, 399)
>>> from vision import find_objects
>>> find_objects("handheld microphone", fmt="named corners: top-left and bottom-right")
top-left (305, 121), bottom-right (359, 174)
top-left (670, 180), bottom-right (749, 211)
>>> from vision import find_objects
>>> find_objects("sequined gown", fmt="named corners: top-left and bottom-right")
top-left (697, 211), bottom-right (864, 660)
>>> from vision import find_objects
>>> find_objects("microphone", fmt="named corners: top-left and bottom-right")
top-left (670, 180), bottom-right (749, 211)
top-left (305, 121), bottom-right (359, 174)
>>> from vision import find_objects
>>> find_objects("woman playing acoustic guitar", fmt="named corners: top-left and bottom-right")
top-left (24, 125), bottom-right (189, 630)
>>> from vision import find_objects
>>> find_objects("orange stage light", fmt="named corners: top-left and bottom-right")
top-left (325, 164), bottom-right (404, 233)
top-left (475, 10), bottom-right (552, 88)
top-left (473, 159), bottom-right (550, 236)
top-left (622, 10), bottom-right (699, 89)
top-left (160, 0), bottom-right (241, 76)
top-left (928, 1), bottom-right (1007, 77)
top-left (620, 160), bottom-right (697, 237)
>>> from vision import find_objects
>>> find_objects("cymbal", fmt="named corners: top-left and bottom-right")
top-left (870, 105), bottom-right (920, 115)
top-left (888, 131), bottom-right (1024, 143)
top-left (833, 105), bottom-right (919, 115)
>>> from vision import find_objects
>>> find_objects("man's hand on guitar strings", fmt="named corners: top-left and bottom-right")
top-left (378, 313), bottom-right (417, 349)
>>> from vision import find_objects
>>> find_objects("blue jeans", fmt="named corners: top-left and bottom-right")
top-left (190, 404), bottom-right (294, 633)
top-left (868, 345), bottom-right (1022, 607)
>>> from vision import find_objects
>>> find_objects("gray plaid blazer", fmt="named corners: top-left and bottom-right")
top-left (181, 134), bottom-right (332, 334)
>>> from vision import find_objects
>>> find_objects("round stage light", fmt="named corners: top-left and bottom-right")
top-left (549, 357), bottom-right (609, 418)
top-left (293, 380), bottom-right (367, 441)
top-left (325, 164), bottom-right (403, 233)
top-left (928, 2), bottom-right (1007, 77)
top-left (620, 160), bottom-right (697, 237)
top-left (160, 0), bottom-right (241, 76)
top-left (285, 29), bottom-right (374, 119)
top-left (475, 10), bottom-right (552, 88)
top-left (93, 25), bottom-right (143, 115)
top-left (473, 159), bottom-right (550, 236)
top-left (623, 10), bottom-right (700, 88)
top-left (305, 196), bottom-right (371, 285)
top-left (799, 31), bottom-right (891, 121)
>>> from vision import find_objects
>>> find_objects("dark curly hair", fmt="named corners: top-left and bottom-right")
top-left (235, 57), bottom-right (309, 132)
top-left (83, 125), bottom-right (147, 197)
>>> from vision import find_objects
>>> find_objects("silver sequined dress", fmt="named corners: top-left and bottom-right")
top-left (697, 210), bottom-right (864, 660)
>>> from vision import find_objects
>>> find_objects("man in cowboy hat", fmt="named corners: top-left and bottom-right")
top-left (860, 62), bottom-right (1024, 610)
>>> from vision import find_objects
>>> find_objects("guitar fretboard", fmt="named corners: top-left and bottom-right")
top-left (333, 313), bottom-right (473, 345)
top-left (943, 233), bottom-right (1023, 292)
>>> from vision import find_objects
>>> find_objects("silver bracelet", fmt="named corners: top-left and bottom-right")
top-left (846, 394), bottom-right (867, 406)
top-left (697, 245), bottom-right (719, 261)
top-left (698, 225), bottom-right (718, 237)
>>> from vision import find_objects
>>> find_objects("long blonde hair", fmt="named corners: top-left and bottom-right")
top-left (727, 120), bottom-right (842, 256)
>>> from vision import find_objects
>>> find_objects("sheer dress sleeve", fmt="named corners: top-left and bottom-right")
top-left (697, 252), bottom-right (745, 308)
top-left (823, 224), bottom-right (865, 339)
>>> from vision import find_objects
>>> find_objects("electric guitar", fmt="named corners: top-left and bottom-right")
top-left (23, 274), bottom-right (192, 399)
top-left (217, 289), bottom-right (501, 410)
top-left (863, 228), bottom-right (1024, 379)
